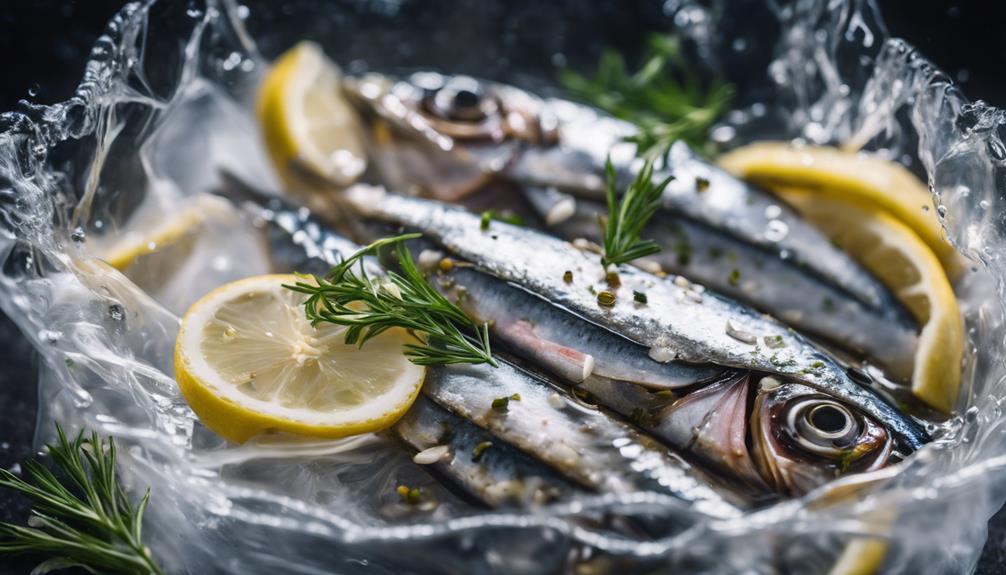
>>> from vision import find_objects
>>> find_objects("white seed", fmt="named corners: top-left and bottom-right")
top-left (417, 249), bottom-right (444, 270)
top-left (725, 320), bottom-right (758, 344)
top-left (760, 376), bottom-right (782, 391)
top-left (546, 197), bottom-right (577, 226)
top-left (637, 260), bottom-right (664, 275)
top-left (673, 275), bottom-right (692, 289)
top-left (685, 291), bottom-right (703, 303)
top-left (412, 444), bottom-right (451, 465)
top-left (649, 346), bottom-right (677, 363)
top-left (580, 354), bottom-right (596, 382)
top-left (381, 282), bottom-right (403, 300)
top-left (547, 393), bottom-right (565, 409)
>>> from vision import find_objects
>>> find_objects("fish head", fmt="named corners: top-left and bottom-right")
top-left (663, 373), bottom-right (898, 497)
top-left (749, 377), bottom-right (894, 496)
top-left (344, 72), bottom-right (559, 200)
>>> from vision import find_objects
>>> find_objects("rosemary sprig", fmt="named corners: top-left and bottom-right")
top-left (600, 157), bottom-right (673, 268)
top-left (560, 33), bottom-right (733, 160)
top-left (0, 426), bottom-right (164, 575)
top-left (286, 234), bottom-right (498, 367)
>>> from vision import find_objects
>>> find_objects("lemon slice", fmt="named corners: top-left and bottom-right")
top-left (174, 274), bottom-right (425, 443)
top-left (773, 190), bottom-right (963, 412)
top-left (98, 194), bottom-right (233, 271)
top-left (718, 142), bottom-right (965, 280)
top-left (257, 41), bottom-right (366, 187)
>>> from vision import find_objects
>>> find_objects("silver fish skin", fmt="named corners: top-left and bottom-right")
top-left (343, 73), bottom-right (902, 318)
top-left (506, 97), bottom-right (901, 317)
top-left (394, 396), bottom-right (581, 508)
top-left (344, 186), bottom-right (927, 451)
top-left (420, 359), bottom-right (745, 517)
top-left (525, 190), bottom-right (919, 381)
top-left (423, 260), bottom-right (729, 390)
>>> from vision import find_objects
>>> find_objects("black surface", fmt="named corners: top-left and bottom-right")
top-left (1, 1), bottom-right (1006, 574)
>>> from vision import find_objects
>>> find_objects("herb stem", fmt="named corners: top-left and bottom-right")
top-left (599, 157), bottom-right (672, 268)
top-left (286, 234), bottom-right (498, 367)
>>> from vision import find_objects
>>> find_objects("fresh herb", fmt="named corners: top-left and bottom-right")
top-left (472, 441), bottom-right (493, 462)
top-left (633, 290), bottom-right (648, 304)
top-left (560, 34), bottom-right (733, 160)
top-left (287, 234), bottom-right (497, 367)
top-left (480, 210), bottom-right (523, 227)
top-left (695, 176), bottom-right (711, 192)
top-left (599, 157), bottom-right (672, 268)
top-left (479, 211), bottom-right (492, 231)
top-left (491, 393), bottom-right (521, 412)
top-left (0, 426), bottom-right (164, 575)
top-left (562, 270), bottom-right (573, 283)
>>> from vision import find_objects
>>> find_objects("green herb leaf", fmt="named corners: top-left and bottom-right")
top-left (286, 234), bottom-right (498, 367)
top-left (0, 426), bottom-right (164, 575)
top-left (560, 33), bottom-right (733, 160)
top-left (599, 157), bottom-right (672, 268)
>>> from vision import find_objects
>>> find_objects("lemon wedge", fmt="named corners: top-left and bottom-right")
top-left (257, 41), bottom-right (366, 187)
top-left (98, 194), bottom-right (233, 271)
top-left (718, 142), bottom-right (965, 280)
top-left (174, 274), bottom-right (425, 443)
top-left (771, 190), bottom-right (963, 412)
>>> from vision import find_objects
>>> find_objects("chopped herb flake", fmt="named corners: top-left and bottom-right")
top-left (472, 441), bottom-right (493, 462)
top-left (633, 290), bottom-right (648, 304)
top-left (728, 268), bottom-right (741, 287)
top-left (563, 270), bottom-right (574, 283)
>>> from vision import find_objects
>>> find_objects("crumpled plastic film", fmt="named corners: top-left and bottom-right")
top-left (0, 1), bottom-right (1003, 573)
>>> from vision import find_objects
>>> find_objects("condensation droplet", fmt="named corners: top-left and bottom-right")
top-left (71, 227), bottom-right (86, 243)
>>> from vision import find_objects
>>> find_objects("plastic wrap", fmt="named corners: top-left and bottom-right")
top-left (0, 0), bottom-right (1003, 572)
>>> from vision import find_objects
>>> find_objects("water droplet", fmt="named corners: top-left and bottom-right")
top-left (222, 51), bottom-right (243, 72)
top-left (70, 227), bottom-right (86, 243)
top-left (27, 83), bottom-right (40, 98)
top-left (921, 205), bottom-right (930, 212)
top-left (764, 205), bottom-right (782, 219)
top-left (108, 303), bottom-right (125, 322)
top-left (731, 38), bottom-right (747, 52)
top-left (186, 6), bottom-right (204, 18)
top-left (550, 53), bottom-right (567, 67)
top-left (235, 4), bottom-right (250, 18)
top-left (936, 205), bottom-right (948, 218)
top-left (980, 200), bottom-right (991, 209)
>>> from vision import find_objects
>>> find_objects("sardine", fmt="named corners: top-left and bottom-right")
top-left (344, 73), bottom-right (919, 376)
top-left (523, 191), bottom-right (918, 380)
top-left (343, 186), bottom-right (928, 453)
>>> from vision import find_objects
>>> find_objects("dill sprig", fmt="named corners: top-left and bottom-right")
top-left (286, 234), bottom-right (498, 367)
top-left (560, 34), bottom-right (732, 160)
top-left (0, 426), bottom-right (164, 575)
top-left (600, 157), bottom-right (673, 268)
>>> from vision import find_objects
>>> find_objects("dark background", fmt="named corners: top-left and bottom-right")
top-left (1, 1), bottom-right (1005, 573)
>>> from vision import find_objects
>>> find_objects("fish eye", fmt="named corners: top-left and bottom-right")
top-left (787, 397), bottom-right (862, 456)
top-left (427, 77), bottom-right (499, 123)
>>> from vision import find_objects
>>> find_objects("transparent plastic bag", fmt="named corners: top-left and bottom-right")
top-left (1, 0), bottom-right (1003, 572)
